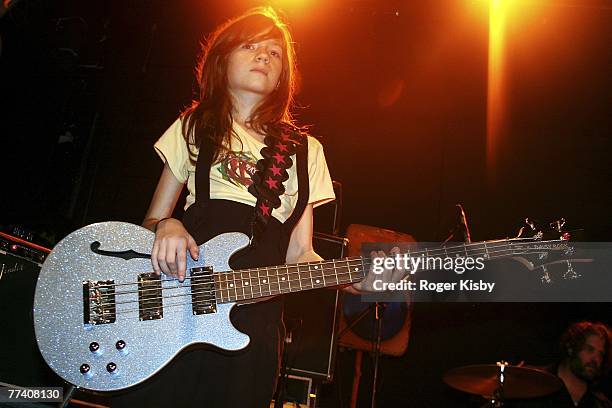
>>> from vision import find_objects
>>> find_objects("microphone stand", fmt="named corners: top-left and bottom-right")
top-left (370, 302), bottom-right (386, 408)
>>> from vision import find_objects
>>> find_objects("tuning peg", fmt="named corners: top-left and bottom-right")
top-left (540, 265), bottom-right (552, 284)
top-left (563, 260), bottom-right (580, 280)
top-left (549, 218), bottom-right (566, 232)
top-left (525, 218), bottom-right (537, 231)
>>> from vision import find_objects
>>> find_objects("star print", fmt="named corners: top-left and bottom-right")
top-left (265, 177), bottom-right (278, 189)
top-left (273, 153), bottom-right (285, 164)
top-left (277, 143), bottom-right (288, 152)
top-left (259, 203), bottom-right (270, 216)
top-left (270, 164), bottom-right (282, 176)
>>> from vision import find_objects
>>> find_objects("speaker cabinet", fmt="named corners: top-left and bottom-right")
top-left (0, 250), bottom-right (62, 388)
top-left (283, 232), bottom-right (348, 382)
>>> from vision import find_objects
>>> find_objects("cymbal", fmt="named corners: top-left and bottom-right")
top-left (443, 364), bottom-right (563, 399)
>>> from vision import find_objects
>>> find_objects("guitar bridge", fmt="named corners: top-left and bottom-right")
top-left (83, 280), bottom-right (116, 325)
top-left (191, 266), bottom-right (217, 315)
top-left (138, 273), bottom-right (163, 321)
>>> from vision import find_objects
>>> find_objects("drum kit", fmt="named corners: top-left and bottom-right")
top-left (443, 361), bottom-right (563, 407)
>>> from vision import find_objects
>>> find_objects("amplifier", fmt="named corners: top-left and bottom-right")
top-left (283, 232), bottom-right (348, 382)
top-left (0, 233), bottom-right (62, 388)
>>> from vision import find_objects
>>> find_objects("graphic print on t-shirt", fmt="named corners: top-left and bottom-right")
top-left (216, 151), bottom-right (258, 188)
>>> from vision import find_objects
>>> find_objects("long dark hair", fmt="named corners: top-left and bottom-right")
top-left (181, 7), bottom-right (298, 164)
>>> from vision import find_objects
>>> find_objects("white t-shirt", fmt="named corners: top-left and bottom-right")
top-left (154, 118), bottom-right (335, 223)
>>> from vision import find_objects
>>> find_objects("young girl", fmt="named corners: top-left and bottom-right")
top-left (112, 7), bottom-right (335, 407)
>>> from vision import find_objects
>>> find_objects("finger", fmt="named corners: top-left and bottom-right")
top-left (176, 239), bottom-right (187, 282)
top-left (151, 240), bottom-right (160, 275)
top-left (166, 241), bottom-right (178, 276)
top-left (187, 235), bottom-right (199, 261)
top-left (158, 239), bottom-right (171, 277)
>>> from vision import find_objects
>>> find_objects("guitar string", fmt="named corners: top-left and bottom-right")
top-left (87, 244), bottom-right (538, 315)
top-left (90, 267), bottom-right (362, 318)
top-left (93, 243), bottom-right (523, 301)
top-left (90, 238), bottom-right (546, 292)
top-left (110, 241), bottom-right (550, 299)
top-left (89, 243), bottom-right (548, 310)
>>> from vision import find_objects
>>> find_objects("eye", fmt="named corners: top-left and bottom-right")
top-left (270, 50), bottom-right (282, 58)
top-left (242, 43), bottom-right (256, 50)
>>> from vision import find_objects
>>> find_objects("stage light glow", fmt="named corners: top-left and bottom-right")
top-left (486, 0), bottom-right (507, 183)
top-left (485, 0), bottom-right (547, 183)
top-left (263, 0), bottom-right (314, 13)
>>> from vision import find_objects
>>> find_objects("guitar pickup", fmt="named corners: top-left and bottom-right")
top-left (83, 280), bottom-right (116, 325)
top-left (138, 273), bottom-right (163, 321)
top-left (191, 266), bottom-right (217, 315)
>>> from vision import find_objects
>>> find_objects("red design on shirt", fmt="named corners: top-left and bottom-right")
top-left (217, 151), bottom-right (257, 188)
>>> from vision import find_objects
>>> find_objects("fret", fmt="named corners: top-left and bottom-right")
top-left (222, 272), bottom-right (230, 302)
top-left (265, 267), bottom-right (272, 296)
top-left (287, 265), bottom-right (301, 292)
top-left (310, 261), bottom-right (324, 288)
top-left (241, 270), bottom-right (252, 300)
top-left (278, 265), bottom-right (290, 293)
top-left (215, 273), bottom-right (223, 302)
top-left (483, 242), bottom-right (490, 260)
top-left (330, 260), bottom-right (340, 286)
top-left (267, 267), bottom-right (279, 295)
top-left (464, 245), bottom-right (469, 258)
top-left (348, 259), bottom-right (361, 284)
top-left (249, 269), bottom-right (261, 299)
top-left (257, 268), bottom-right (265, 297)
top-left (339, 259), bottom-right (350, 284)
top-left (229, 272), bottom-right (238, 302)
top-left (217, 272), bottom-right (226, 303)
top-left (294, 264), bottom-right (307, 290)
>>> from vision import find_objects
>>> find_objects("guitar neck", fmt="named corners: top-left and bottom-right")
top-left (213, 257), bottom-right (368, 303)
top-left (212, 237), bottom-right (561, 303)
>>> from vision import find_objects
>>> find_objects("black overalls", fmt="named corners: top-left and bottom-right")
top-left (112, 137), bottom-right (309, 407)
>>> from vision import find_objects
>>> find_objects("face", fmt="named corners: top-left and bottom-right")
top-left (569, 334), bottom-right (606, 381)
top-left (226, 32), bottom-right (283, 102)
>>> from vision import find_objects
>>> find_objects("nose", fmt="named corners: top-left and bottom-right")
top-left (255, 49), bottom-right (270, 64)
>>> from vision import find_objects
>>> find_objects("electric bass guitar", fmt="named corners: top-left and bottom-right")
top-left (33, 221), bottom-right (571, 392)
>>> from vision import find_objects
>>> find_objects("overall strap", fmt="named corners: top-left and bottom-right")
top-left (181, 135), bottom-right (215, 240)
top-left (283, 135), bottom-right (309, 229)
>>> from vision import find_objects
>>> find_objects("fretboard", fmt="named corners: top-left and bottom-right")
top-left (213, 257), bottom-right (369, 303)
top-left (209, 237), bottom-right (565, 303)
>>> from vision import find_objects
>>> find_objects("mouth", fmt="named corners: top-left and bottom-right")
top-left (250, 68), bottom-right (268, 76)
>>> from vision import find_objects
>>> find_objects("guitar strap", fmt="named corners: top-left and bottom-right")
top-left (184, 123), bottom-right (308, 247)
top-left (247, 125), bottom-right (307, 247)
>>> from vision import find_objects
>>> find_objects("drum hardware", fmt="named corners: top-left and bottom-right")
top-left (341, 224), bottom-right (415, 408)
top-left (443, 361), bottom-right (563, 407)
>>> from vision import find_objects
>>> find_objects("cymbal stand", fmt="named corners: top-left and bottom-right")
top-left (481, 361), bottom-right (508, 408)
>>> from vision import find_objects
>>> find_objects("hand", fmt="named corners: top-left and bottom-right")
top-left (350, 247), bottom-right (407, 294)
top-left (151, 218), bottom-right (199, 281)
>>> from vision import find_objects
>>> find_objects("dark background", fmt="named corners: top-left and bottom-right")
top-left (1, 0), bottom-right (610, 406)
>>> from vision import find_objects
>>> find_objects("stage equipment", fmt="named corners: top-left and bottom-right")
top-left (284, 232), bottom-right (348, 381)
top-left (276, 232), bottom-right (348, 407)
top-left (340, 224), bottom-right (415, 408)
top-left (443, 362), bottom-right (563, 405)
top-left (0, 231), bottom-right (58, 388)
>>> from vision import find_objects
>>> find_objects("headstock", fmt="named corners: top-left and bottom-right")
top-left (511, 218), bottom-right (585, 283)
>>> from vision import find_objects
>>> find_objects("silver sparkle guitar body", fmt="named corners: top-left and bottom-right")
top-left (33, 221), bottom-right (250, 392)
